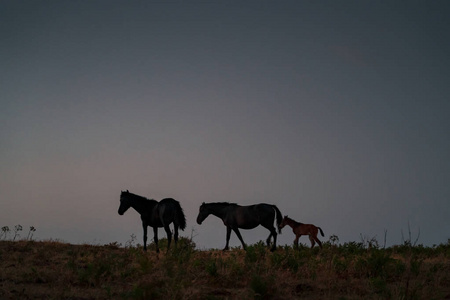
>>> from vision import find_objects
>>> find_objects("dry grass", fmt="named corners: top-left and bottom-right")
top-left (1, 238), bottom-right (449, 299)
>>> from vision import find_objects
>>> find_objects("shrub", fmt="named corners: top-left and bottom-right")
top-left (365, 249), bottom-right (394, 278)
top-left (250, 273), bottom-right (274, 299)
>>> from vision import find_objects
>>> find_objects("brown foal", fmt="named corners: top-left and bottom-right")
top-left (279, 215), bottom-right (324, 249)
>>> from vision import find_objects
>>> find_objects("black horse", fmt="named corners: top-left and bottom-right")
top-left (196, 202), bottom-right (283, 251)
top-left (118, 190), bottom-right (186, 252)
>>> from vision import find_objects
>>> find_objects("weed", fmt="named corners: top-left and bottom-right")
top-left (333, 255), bottom-right (349, 275)
top-left (286, 253), bottom-right (300, 273)
top-left (409, 256), bottom-right (422, 276)
top-left (13, 225), bottom-right (22, 241)
top-left (269, 250), bottom-right (284, 268)
top-left (329, 234), bottom-right (340, 245)
top-left (360, 233), bottom-right (379, 249)
top-left (370, 277), bottom-right (391, 297)
top-left (245, 245), bottom-right (258, 264)
top-left (125, 233), bottom-right (137, 248)
top-left (250, 273), bottom-right (270, 299)
top-left (206, 259), bottom-right (218, 276)
top-left (341, 241), bottom-right (365, 255)
top-left (364, 249), bottom-right (394, 278)
top-left (245, 241), bottom-right (267, 264)
top-left (1, 226), bottom-right (10, 240)
top-left (137, 254), bottom-right (152, 273)
top-left (26, 226), bottom-right (36, 241)
top-left (1, 236), bottom-right (449, 299)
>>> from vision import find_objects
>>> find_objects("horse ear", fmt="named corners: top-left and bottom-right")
top-left (126, 190), bottom-right (129, 193)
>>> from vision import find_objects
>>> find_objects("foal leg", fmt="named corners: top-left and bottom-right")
top-left (233, 228), bottom-right (247, 250)
top-left (294, 235), bottom-right (300, 249)
top-left (309, 235), bottom-right (316, 248)
top-left (314, 236), bottom-right (323, 249)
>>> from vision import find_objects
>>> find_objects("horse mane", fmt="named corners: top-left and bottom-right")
top-left (122, 190), bottom-right (156, 202)
top-left (213, 202), bottom-right (238, 206)
top-left (285, 216), bottom-right (304, 226)
top-left (201, 202), bottom-right (237, 206)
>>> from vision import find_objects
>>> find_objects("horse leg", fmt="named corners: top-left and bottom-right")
top-left (266, 232), bottom-right (272, 247)
top-left (268, 227), bottom-right (277, 252)
top-left (224, 227), bottom-right (231, 251)
top-left (174, 225), bottom-right (179, 247)
top-left (232, 228), bottom-right (246, 250)
top-left (142, 224), bottom-right (148, 251)
top-left (309, 235), bottom-right (315, 248)
top-left (153, 227), bottom-right (159, 253)
top-left (164, 224), bottom-right (172, 252)
top-left (261, 222), bottom-right (277, 251)
top-left (294, 235), bottom-right (300, 249)
top-left (314, 235), bottom-right (323, 249)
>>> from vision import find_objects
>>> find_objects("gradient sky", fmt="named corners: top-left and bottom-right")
top-left (1, 1), bottom-right (449, 249)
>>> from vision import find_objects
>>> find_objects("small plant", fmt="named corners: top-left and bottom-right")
top-left (125, 233), bottom-right (136, 248)
top-left (360, 234), bottom-right (379, 249)
top-left (1, 226), bottom-right (10, 240)
top-left (169, 236), bottom-right (196, 264)
top-left (245, 245), bottom-right (258, 264)
top-left (245, 242), bottom-right (266, 264)
top-left (370, 277), bottom-right (391, 297)
top-left (341, 241), bottom-right (365, 255)
top-left (13, 224), bottom-right (23, 241)
top-left (286, 253), bottom-right (300, 273)
top-left (206, 259), bottom-right (218, 276)
top-left (1, 229), bottom-right (449, 299)
top-left (137, 253), bottom-right (152, 273)
top-left (329, 234), bottom-right (340, 246)
top-left (27, 226), bottom-right (36, 240)
top-left (401, 222), bottom-right (421, 247)
top-left (250, 272), bottom-right (275, 299)
top-left (365, 249), bottom-right (394, 278)
top-left (251, 274), bottom-right (268, 299)
top-left (333, 256), bottom-right (349, 275)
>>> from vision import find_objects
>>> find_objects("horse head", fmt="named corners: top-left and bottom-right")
top-left (196, 203), bottom-right (209, 225)
top-left (118, 191), bottom-right (131, 215)
top-left (278, 215), bottom-right (289, 230)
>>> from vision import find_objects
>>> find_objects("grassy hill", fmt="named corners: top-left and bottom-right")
top-left (1, 238), bottom-right (449, 299)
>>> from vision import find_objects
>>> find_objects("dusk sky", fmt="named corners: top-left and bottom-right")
top-left (1, 1), bottom-right (449, 249)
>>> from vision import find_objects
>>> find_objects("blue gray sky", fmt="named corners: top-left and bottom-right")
top-left (1, 1), bottom-right (449, 249)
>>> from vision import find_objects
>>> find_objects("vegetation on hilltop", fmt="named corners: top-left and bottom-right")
top-left (1, 230), bottom-right (449, 299)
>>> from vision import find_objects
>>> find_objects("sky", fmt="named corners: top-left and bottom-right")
top-left (1, 1), bottom-right (449, 249)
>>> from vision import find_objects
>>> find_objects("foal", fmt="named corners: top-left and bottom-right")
top-left (279, 216), bottom-right (324, 249)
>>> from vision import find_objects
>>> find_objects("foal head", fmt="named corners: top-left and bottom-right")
top-left (278, 215), bottom-right (290, 230)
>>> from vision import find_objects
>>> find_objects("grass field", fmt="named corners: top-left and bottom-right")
top-left (1, 236), bottom-right (449, 299)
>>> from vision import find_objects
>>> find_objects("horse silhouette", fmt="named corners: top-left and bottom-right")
top-left (118, 190), bottom-right (186, 252)
top-left (279, 215), bottom-right (324, 249)
top-left (196, 202), bottom-right (283, 251)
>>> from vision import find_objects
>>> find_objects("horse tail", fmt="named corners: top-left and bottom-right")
top-left (174, 200), bottom-right (186, 231)
top-left (318, 227), bottom-right (324, 237)
top-left (272, 205), bottom-right (283, 234)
